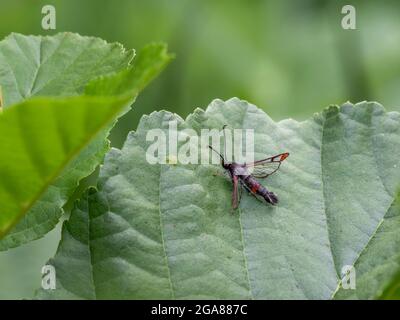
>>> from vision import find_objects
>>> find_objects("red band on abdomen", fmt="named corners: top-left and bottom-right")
top-left (251, 184), bottom-right (260, 193)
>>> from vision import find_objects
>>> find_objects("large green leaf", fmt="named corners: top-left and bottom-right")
top-left (0, 34), bottom-right (173, 250)
top-left (37, 98), bottom-right (400, 299)
top-left (0, 33), bottom-right (133, 107)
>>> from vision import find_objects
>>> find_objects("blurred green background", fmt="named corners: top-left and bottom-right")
top-left (0, 0), bottom-right (400, 299)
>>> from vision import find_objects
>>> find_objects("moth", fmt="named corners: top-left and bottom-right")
top-left (209, 125), bottom-right (289, 209)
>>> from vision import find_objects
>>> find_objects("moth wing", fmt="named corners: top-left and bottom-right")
top-left (245, 152), bottom-right (289, 178)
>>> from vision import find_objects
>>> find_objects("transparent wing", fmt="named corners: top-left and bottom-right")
top-left (249, 162), bottom-right (282, 178)
top-left (245, 152), bottom-right (289, 178)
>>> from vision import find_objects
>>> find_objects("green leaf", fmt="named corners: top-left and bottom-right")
top-left (37, 99), bottom-right (400, 299)
top-left (378, 249), bottom-right (400, 300)
top-left (0, 95), bottom-right (129, 237)
top-left (0, 32), bottom-right (133, 107)
top-left (0, 34), bottom-right (173, 250)
top-left (86, 43), bottom-right (174, 96)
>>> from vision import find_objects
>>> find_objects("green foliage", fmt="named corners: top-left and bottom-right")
top-left (0, 95), bottom-right (129, 246)
top-left (37, 98), bottom-right (400, 299)
top-left (0, 33), bottom-right (133, 107)
top-left (378, 256), bottom-right (400, 300)
top-left (0, 33), bottom-right (172, 250)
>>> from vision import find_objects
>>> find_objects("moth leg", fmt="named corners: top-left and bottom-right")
top-left (231, 175), bottom-right (240, 213)
top-left (242, 182), bottom-right (252, 195)
top-left (238, 180), bottom-right (244, 205)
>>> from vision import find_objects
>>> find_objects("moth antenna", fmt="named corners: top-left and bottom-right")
top-left (208, 145), bottom-right (224, 161)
